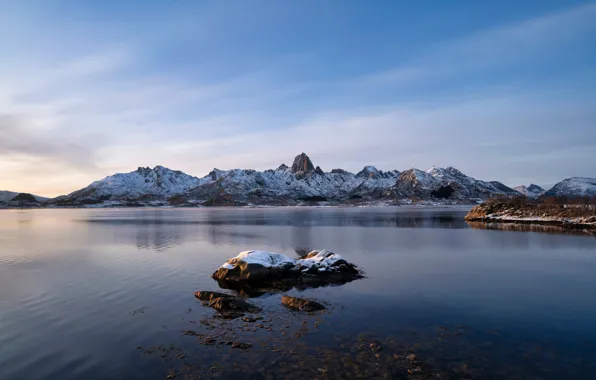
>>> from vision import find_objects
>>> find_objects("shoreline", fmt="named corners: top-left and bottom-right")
top-left (0, 203), bottom-right (476, 211)
top-left (465, 216), bottom-right (596, 231)
top-left (465, 200), bottom-right (596, 232)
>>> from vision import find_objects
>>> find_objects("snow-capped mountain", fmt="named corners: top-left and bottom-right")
top-left (0, 191), bottom-right (47, 203)
top-left (408, 166), bottom-right (519, 199)
top-left (51, 166), bottom-right (207, 206)
top-left (182, 161), bottom-right (400, 206)
top-left (543, 177), bottom-right (596, 198)
top-left (46, 153), bottom-right (531, 207)
top-left (182, 158), bottom-right (517, 205)
top-left (514, 184), bottom-right (545, 198)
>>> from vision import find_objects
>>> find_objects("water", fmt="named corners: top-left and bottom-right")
top-left (1, 207), bottom-right (595, 379)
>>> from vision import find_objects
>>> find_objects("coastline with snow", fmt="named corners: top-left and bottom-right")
top-left (465, 199), bottom-right (596, 231)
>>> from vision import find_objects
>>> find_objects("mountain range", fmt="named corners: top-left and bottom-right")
top-left (1, 153), bottom-right (594, 208)
top-left (0, 191), bottom-right (48, 203)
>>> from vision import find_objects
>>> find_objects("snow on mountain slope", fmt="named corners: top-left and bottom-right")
top-left (184, 163), bottom-right (399, 203)
top-left (393, 168), bottom-right (439, 197)
top-left (49, 153), bottom-right (522, 207)
top-left (543, 177), bottom-right (596, 197)
top-left (423, 166), bottom-right (517, 199)
top-left (52, 166), bottom-right (207, 205)
top-left (514, 184), bottom-right (545, 198)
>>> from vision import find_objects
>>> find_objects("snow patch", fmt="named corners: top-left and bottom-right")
top-left (219, 249), bottom-right (349, 272)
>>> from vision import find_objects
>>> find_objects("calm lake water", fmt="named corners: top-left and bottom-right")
top-left (1, 207), bottom-right (596, 379)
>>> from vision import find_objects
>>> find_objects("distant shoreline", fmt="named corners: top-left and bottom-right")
top-left (465, 216), bottom-right (596, 231)
top-left (0, 203), bottom-right (476, 210)
top-left (465, 198), bottom-right (596, 231)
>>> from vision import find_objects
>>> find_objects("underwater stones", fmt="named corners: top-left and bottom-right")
top-left (281, 296), bottom-right (325, 312)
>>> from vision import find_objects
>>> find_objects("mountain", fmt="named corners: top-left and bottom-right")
top-left (0, 191), bottom-right (47, 203)
top-left (49, 153), bottom-right (521, 207)
top-left (50, 166), bottom-right (207, 206)
top-left (415, 166), bottom-right (519, 199)
top-left (514, 184), bottom-right (545, 198)
top-left (543, 177), bottom-right (596, 198)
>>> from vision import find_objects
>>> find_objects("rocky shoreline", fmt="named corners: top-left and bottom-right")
top-left (465, 201), bottom-right (596, 231)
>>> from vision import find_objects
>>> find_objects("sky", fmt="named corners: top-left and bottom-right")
top-left (0, 0), bottom-right (595, 197)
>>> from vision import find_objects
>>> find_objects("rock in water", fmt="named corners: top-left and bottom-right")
top-left (208, 297), bottom-right (262, 313)
top-left (211, 249), bottom-right (363, 287)
top-left (194, 291), bottom-right (235, 302)
top-left (281, 296), bottom-right (325, 311)
top-left (212, 251), bottom-right (298, 283)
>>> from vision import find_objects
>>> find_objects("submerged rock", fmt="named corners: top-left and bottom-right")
top-left (194, 291), bottom-right (235, 302)
top-left (194, 290), bottom-right (262, 319)
top-left (211, 249), bottom-right (363, 289)
top-left (281, 296), bottom-right (325, 311)
top-left (208, 297), bottom-right (262, 314)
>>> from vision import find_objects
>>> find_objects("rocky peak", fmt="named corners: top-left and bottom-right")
top-left (527, 184), bottom-right (545, 193)
top-left (315, 166), bottom-right (324, 175)
top-left (444, 166), bottom-right (465, 177)
top-left (291, 153), bottom-right (315, 174)
top-left (277, 163), bottom-right (289, 171)
top-left (208, 168), bottom-right (225, 181)
top-left (515, 184), bottom-right (546, 197)
top-left (357, 166), bottom-right (381, 179)
top-left (398, 168), bottom-right (436, 187)
top-left (331, 168), bottom-right (349, 174)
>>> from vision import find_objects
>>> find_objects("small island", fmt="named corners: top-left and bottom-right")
top-left (465, 196), bottom-right (596, 231)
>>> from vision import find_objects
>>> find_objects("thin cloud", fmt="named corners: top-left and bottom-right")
top-left (0, 2), bottom-right (594, 196)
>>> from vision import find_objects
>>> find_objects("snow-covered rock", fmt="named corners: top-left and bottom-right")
top-left (514, 184), bottom-right (545, 198)
top-left (212, 249), bottom-right (363, 284)
top-left (543, 177), bottom-right (596, 198)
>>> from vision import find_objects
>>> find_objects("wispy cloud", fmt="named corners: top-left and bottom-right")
top-left (0, 2), bottom-right (594, 196)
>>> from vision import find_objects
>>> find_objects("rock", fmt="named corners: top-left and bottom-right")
top-left (194, 291), bottom-right (235, 302)
top-left (241, 316), bottom-right (263, 323)
top-left (181, 330), bottom-right (199, 336)
top-left (331, 168), bottom-right (349, 174)
top-left (315, 166), bottom-right (324, 175)
top-left (211, 250), bottom-right (363, 289)
top-left (281, 296), bottom-right (325, 312)
top-left (231, 342), bottom-right (253, 349)
top-left (209, 297), bottom-right (262, 314)
top-left (291, 153), bottom-right (315, 174)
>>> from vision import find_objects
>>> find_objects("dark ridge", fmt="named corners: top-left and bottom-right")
top-left (10, 193), bottom-right (39, 203)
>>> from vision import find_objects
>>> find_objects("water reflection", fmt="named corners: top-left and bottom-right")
top-left (77, 207), bottom-right (471, 252)
top-left (2, 208), bottom-right (596, 380)
top-left (467, 221), bottom-right (596, 236)
top-left (79, 207), bottom-right (470, 228)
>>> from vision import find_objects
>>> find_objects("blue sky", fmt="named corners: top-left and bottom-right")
top-left (0, 0), bottom-right (595, 196)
